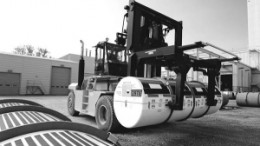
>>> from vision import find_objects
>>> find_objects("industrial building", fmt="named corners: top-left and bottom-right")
top-left (161, 46), bottom-right (254, 94)
top-left (1, 45), bottom-right (260, 96)
top-left (162, 0), bottom-right (260, 94)
top-left (188, 49), bottom-right (260, 93)
top-left (0, 1), bottom-right (259, 96)
top-left (0, 52), bottom-right (94, 95)
top-left (248, 0), bottom-right (260, 50)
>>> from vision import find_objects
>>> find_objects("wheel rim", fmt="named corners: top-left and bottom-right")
top-left (68, 95), bottom-right (73, 109)
top-left (99, 105), bottom-right (108, 125)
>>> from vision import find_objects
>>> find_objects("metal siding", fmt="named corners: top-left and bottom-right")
top-left (50, 66), bottom-right (71, 95)
top-left (235, 51), bottom-right (260, 70)
top-left (0, 53), bottom-right (79, 95)
top-left (0, 72), bottom-right (20, 95)
top-left (50, 60), bottom-right (78, 88)
top-left (22, 57), bottom-right (51, 95)
top-left (85, 57), bottom-right (95, 74)
top-left (59, 54), bottom-right (95, 74)
top-left (233, 63), bottom-right (252, 92)
top-left (0, 54), bottom-right (24, 71)
top-left (249, 51), bottom-right (260, 69)
top-left (238, 52), bottom-right (250, 66)
top-left (252, 72), bottom-right (260, 89)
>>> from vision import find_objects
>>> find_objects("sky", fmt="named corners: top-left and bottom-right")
top-left (0, 0), bottom-right (248, 58)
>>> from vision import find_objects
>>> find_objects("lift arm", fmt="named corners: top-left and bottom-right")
top-left (124, 0), bottom-right (239, 110)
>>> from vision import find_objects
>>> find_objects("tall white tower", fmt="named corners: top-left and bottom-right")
top-left (248, 0), bottom-right (260, 50)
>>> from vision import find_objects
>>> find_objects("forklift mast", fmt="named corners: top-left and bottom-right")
top-left (124, 0), bottom-right (239, 110)
top-left (91, 0), bottom-right (239, 110)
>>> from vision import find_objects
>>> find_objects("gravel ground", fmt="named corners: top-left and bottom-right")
top-left (1, 96), bottom-right (260, 146)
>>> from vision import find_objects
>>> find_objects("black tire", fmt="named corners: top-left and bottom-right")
top-left (67, 91), bottom-right (79, 116)
top-left (95, 95), bottom-right (123, 132)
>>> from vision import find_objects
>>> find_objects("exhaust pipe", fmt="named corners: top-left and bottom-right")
top-left (77, 40), bottom-right (85, 89)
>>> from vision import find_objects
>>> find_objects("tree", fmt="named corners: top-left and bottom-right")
top-left (36, 48), bottom-right (49, 57)
top-left (13, 45), bottom-right (51, 58)
top-left (14, 46), bottom-right (26, 55)
top-left (25, 45), bottom-right (34, 56)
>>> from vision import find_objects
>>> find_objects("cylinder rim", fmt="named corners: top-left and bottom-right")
top-left (68, 95), bottom-right (73, 109)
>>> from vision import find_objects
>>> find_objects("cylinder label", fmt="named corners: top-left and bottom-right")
top-left (131, 89), bottom-right (142, 97)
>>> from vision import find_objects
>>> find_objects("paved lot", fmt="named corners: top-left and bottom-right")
top-left (1, 96), bottom-right (260, 146)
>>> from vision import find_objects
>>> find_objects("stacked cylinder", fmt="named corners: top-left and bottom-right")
top-left (236, 92), bottom-right (260, 107)
top-left (221, 91), bottom-right (232, 107)
top-left (113, 77), bottom-right (223, 129)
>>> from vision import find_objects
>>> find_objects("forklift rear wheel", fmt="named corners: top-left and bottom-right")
top-left (95, 95), bottom-right (122, 132)
top-left (67, 91), bottom-right (79, 116)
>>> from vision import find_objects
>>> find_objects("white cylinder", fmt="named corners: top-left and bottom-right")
top-left (113, 77), bottom-right (172, 128)
top-left (246, 92), bottom-right (260, 107)
top-left (221, 91), bottom-right (230, 107)
top-left (188, 81), bottom-right (209, 118)
top-left (236, 92), bottom-right (249, 106)
top-left (206, 87), bottom-right (223, 115)
top-left (113, 77), bottom-right (221, 129)
top-left (167, 81), bottom-right (195, 122)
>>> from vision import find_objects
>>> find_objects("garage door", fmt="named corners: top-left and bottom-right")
top-left (50, 66), bottom-right (71, 95)
top-left (0, 72), bottom-right (20, 95)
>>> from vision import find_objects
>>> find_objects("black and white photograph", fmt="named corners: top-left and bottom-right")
top-left (0, 0), bottom-right (259, 145)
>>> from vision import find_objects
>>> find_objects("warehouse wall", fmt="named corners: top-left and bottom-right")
top-left (234, 50), bottom-right (260, 70)
top-left (59, 53), bottom-right (95, 75)
top-left (0, 53), bottom-right (82, 95)
top-left (251, 69), bottom-right (260, 91)
top-left (232, 62), bottom-right (251, 92)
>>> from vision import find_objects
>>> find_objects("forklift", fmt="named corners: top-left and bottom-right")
top-left (68, 0), bottom-right (239, 132)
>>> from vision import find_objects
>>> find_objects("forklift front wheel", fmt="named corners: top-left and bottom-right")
top-left (95, 95), bottom-right (122, 132)
top-left (67, 91), bottom-right (79, 116)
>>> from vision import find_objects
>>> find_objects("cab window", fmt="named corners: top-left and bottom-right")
top-left (87, 78), bottom-right (95, 90)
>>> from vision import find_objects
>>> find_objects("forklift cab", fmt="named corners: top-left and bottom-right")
top-left (95, 42), bottom-right (128, 76)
